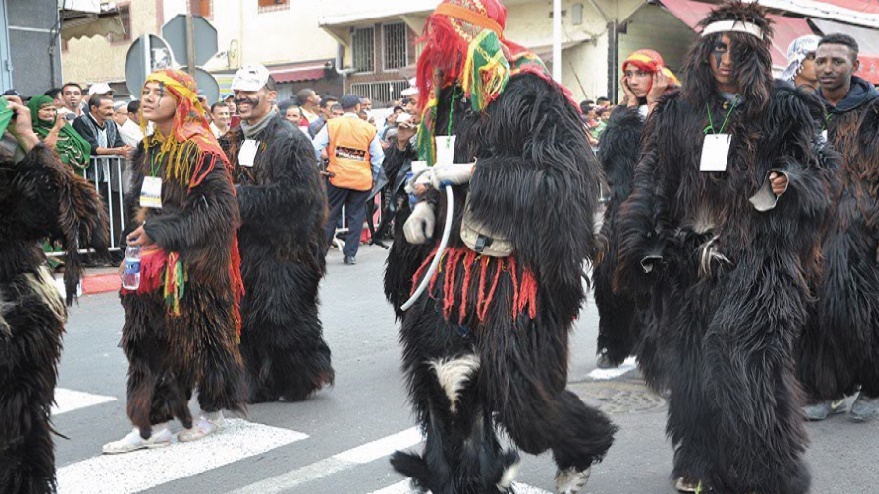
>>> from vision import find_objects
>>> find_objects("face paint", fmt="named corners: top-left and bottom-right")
top-left (235, 96), bottom-right (260, 108)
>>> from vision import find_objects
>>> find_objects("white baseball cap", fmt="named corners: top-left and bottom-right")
top-left (88, 82), bottom-right (114, 96)
top-left (231, 64), bottom-right (271, 92)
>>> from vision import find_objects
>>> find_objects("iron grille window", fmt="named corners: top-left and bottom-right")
top-left (383, 23), bottom-right (408, 70)
top-left (352, 27), bottom-right (375, 73)
top-left (350, 80), bottom-right (410, 107)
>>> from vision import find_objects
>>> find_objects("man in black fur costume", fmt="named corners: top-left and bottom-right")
top-left (220, 64), bottom-right (333, 403)
top-left (796, 33), bottom-right (879, 422)
top-left (384, 1), bottom-right (616, 492)
top-left (104, 70), bottom-right (246, 453)
top-left (0, 95), bottom-right (108, 492)
top-left (614, 3), bottom-right (835, 492)
top-left (593, 49), bottom-right (678, 379)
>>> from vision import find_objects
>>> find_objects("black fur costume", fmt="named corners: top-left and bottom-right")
top-left (122, 142), bottom-right (246, 435)
top-left (796, 81), bottom-right (879, 402)
top-left (386, 74), bottom-right (616, 494)
top-left (1, 143), bottom-right (108, 493)
top-left (221, 112), bottom-right (333, 403)
top-left (592, 108), bottom-right (650, 363)
top-left (614, 4), bottom-right (836, 492)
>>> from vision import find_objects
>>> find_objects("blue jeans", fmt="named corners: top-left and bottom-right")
top-left (324, 180), bottom-right (371, 258)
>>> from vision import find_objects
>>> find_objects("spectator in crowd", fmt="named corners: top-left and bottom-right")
top-left (596, 96), bottom-right (611, 108)
top-left (113, 100), bottom-right (144, 147)
top-left (331, 103), bottom-right (344, 118)
top-left (279, 99), bottom-right (305, 126)
top-left (210, 101), bottom-right (231, 138)
top-left (781, 34), bottom-right (821, 92)
top-left (62, 82), bottom-right (83, 117)
top-left (308, 95), bottom-right (338, 138)
top-left (225, 94), bottom-right (237, 115)
top-left (313, 94), bottom-right (384, 265)
top-left (297, 88), bottom-right (321, 123)
top-left (88, 82), bottom-right (114, 97)
top-left (25, 94), bottom-right (91, 174)
top-left (45, 88), bottom-right (65, 110)
top-left (73, 94), bottom-right (130, 157)
top-left (360, 97), bottom-right (373, 111)
top-left (401, 89), bottom-right (419, 114)
top-left (592, 107), bottom-right (612, 140)
top-left (73, 93), bottom-right (131, 249)
top-left (381, 105), bottom-right (404, 144)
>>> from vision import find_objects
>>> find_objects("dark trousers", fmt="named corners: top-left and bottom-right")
top-left (325, 180), bottom-right (371, 258)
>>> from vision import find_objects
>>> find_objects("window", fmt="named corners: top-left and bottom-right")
top-left (108, 4), bottom-right (131, 43)
top-left (352, 27), bottom-right (375, 73)
top-left (258, 0), bottom-right (290, 13)
top-left (351, 80), bottom-right (410, 107)
top-left (383, 23), bottom-right (408, 70)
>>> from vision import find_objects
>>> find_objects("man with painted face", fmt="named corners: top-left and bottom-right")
top-left (103, 69), bottom-right (246, 454)
top-left (796, 33), bottom-right (879, 424)
top-left (220, 64), bottom-right (334, 403)
top-left (614, 3), bottom-right (835, 492)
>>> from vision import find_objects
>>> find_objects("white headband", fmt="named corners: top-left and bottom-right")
top-left (701, 20), bottom-right (764, 40)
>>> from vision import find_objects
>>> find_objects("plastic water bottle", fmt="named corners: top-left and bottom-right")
top-left (122, 246), bottom-right (141, 290)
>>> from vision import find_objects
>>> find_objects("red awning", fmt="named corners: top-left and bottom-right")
top-left (814, 0), bottom-right (879, 16)
top-left (271, 66), bottom-right (327, 84)
top-left (660, 0), bottom-right (815, 69)
top-left (811, 18), bottom-right (879, 84)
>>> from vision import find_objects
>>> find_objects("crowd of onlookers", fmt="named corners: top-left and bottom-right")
top-left (579, 96), bottom-right (614, 147)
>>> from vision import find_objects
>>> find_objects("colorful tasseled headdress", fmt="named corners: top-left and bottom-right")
top-left (621, 49), bottom-right (681, 89)
top-left (137, 69), bottom-right (245, 337)
top-left (415, 0), bottom-right (567, 166)
top-left (141, 69), bottom-right (227, 190)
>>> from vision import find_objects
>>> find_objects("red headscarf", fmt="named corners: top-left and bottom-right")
top-left (415, 0), bottom-right (546, 113)
top-left (621, 49), bottom-right (681, 92)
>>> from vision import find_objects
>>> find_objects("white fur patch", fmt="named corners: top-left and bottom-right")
top-left (429, 354), bottom-right (480, 413)
top-left (497, 458), bottom-right (521, 492)
top-left (555, 467), bottom-right (591, 494)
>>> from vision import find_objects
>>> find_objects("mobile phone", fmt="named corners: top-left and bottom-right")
top-left (230, 115), bottom-right (241, 128)
top-left (64, 113), bottom-right (77, 121)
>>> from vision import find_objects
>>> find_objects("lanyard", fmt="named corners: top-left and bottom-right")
top-left (822, 113), bottom-right (832, 131)
top-left (446, 87), bottom-right (458, 138)
top-left (149, 151), bottom-right (161, 177)
top-left (704, 96), bottom-right (739, 135)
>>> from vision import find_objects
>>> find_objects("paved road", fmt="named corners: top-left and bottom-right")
top-left (53, 246), bottom-right (878, 494)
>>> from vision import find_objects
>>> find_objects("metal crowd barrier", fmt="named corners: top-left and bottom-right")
top-left (46, 155), bottom-right (129, 256)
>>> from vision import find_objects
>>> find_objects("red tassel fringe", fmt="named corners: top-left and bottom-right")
top-left (409, 246), bottom-right (538, 324)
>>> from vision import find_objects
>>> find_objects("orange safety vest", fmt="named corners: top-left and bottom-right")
top-left (326, 116), bottom-right (376, 191)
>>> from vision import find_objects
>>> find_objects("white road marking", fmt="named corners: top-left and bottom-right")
top-left (229, 427), bottom-right (423, 494)
top-left (368, 479), bottom-right (552, 493)
top-left (57, 419), bottom-right (308, 494)
top-left (587, 356), bottom-right (638, 380)
top-left (52, 388), bottom-right (116, 415)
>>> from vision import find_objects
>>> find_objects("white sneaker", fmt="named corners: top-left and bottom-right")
top-left (177, 413), bottom-right (224, 443)
top-left (102, 427), bottom-right (172, 454)
top-left (556, 467), bottom-right (591, 494)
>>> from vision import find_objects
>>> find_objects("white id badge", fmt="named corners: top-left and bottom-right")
top-left (699, 134), bottom-right (731, 172)
top-left (140, 176), bottom-right (163, 209)
top-left (435, 135), bottom-right (456, 166)
top-left (821, 129), bottom-right (829, 142)
top-left (238, 139), bottom-right (259, 167)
